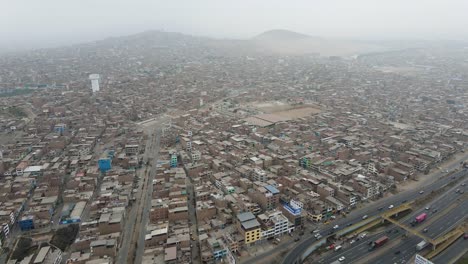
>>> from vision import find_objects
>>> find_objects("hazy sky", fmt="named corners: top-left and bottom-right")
top-left (1, 0), bottom-right (468, 51)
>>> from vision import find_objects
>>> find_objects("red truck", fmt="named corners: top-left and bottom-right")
top-left (412, 213), bottom-right (427, 226)
top-left (369, 236), bottom-right (389, 250)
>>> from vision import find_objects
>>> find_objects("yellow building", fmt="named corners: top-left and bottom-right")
top-left (307, 211), bottom-right (323, 222)
top-left (237, 212), bottom-right (261, 244)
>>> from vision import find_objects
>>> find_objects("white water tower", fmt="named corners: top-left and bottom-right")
top-left (89, 74), bottom-right (100, 92)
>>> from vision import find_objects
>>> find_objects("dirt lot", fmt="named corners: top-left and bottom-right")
top-left (250, 101), bottom-right (321, 119)
top-left (274, 107), bottom-right (321, 119)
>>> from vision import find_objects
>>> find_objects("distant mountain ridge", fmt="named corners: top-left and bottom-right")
top-left (250, 29), bottom-right (384, 56)
top-left (253, 29), bottom-right (313, 41)
top-left (0, 29), bottom-right (387, 58)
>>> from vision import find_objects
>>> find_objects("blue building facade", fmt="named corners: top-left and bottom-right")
top-left (98, 158), bottom-right (112, 173)
top-left (19, 216), bottom-right (34, 231)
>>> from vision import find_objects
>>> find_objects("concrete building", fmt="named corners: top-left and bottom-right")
top-left (258, 211), bottom-right (294, 239)
top-left (236, 212), bottom-right (261, 245)
top-left (33, 245), bottom-right (62, 264)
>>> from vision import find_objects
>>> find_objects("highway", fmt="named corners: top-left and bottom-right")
top-left (281, 156), bottom-right (468, 264)
top-left (314, 177), bottom-right (467, 264)
top-left (432, 236), bottom-right (468, 264)
top-left (370, 197), bottom-right (467, 264)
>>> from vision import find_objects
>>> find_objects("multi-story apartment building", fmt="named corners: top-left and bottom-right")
top-left (258, 211), bottom-right (294, 239)
top-left (253, 184), bottom-right (280, 211)
top-left (236, 212), bottom-right (261, 245)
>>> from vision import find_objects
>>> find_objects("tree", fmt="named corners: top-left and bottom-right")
top-left (50, 224), bottom-right (79, 251)
top-left (11, 237), bottom-right (35, 261)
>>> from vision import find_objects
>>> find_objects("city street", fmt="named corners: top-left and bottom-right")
top-left (186, 176), bottom-right (202, 264)
top-left (117, 126), bottom-right (161, 264)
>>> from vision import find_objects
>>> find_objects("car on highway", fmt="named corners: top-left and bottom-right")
top-left (425, 206), bottom-right (430, 210)
top-left (313, 229), bottom-right (320, 233)
top-left (350, 239), bottom-right (356, 244)
top-left (423, 228), bottom-right (428, 233)
top-left (419, 190), bottom-right (424, 194)
top-left (462, 183), bottom-right (466, 186)
top-left (432, 209), bottom-right (438, 213)
top-left (315, 234), bottom-right (322, 240)
top-left (294, 237), bottom-right (300, 242)
top-left (338, 256), bottom-right (346, 262)
top-left (394, 250), bottom-right (401, 255)
top-left (362, 215), bottom-right (368, 220)
top-left (333, 225), bottom-right (340, 229)
top-left (378, 207), bottom-right (384, 211)
top-left (360, 233), bottom-right (367, 239)
top-left (464, 234), bottom-right (468, 240)
top-left (388, 204), bottom-right (394, 209)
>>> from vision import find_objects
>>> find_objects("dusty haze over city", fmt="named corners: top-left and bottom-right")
top-left (1, 0), bottom-right (468, 52)
top-left (0, 1), bottom-right (467, 264)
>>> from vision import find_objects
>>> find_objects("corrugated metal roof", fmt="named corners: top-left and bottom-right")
top-left (265, 185), bottom-right (279, 194)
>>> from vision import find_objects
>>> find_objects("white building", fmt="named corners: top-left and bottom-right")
top-left (191, 150), bottom-right (201, 162)
top-left (259, 211), bottom-right (294, 239)
top-left (89, 74), bottom-right (100, 93)
top-left (252, 168), bottom-right (267, 182)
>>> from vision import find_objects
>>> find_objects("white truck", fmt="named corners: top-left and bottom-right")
top-left (416, 240), bottom-right (428, 251)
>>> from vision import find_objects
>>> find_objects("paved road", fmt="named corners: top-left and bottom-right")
top-left (282, 160), bottom-right (468, 264)
top-left (134, 129), bottom-right (161, 264)
top-left (372, 202), bottom-right (467, 264)
top-left (432, 236), bottom-right (468, 264)
top-left (362, 182), bottom-right (467, 264)
top-left (186, 177), bottom-right (202, 264)
top-left (315, 177), bottom-right (468, 264)
top-left (117, 128), bottom-right (160, 264)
